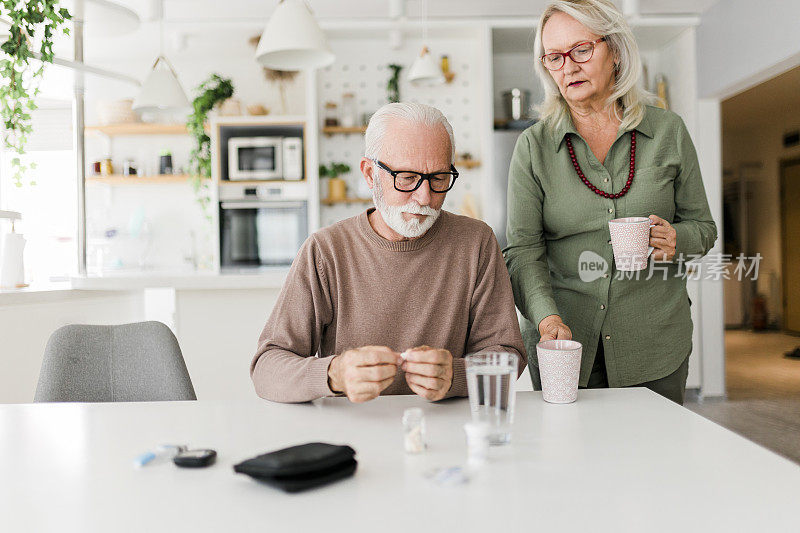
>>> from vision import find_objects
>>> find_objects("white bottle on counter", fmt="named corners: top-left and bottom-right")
top-left (0, 212), bottom-right (25, 288)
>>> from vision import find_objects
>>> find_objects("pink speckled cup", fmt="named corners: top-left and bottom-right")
top-left (608, 217), bottom-right (655, 271)
top-left (536, 340), bottom-right (582, 404)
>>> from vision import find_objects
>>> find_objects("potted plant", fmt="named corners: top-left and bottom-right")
top-left (387, 64), bottom-right (402, 103)
top-left (186, 74), bottom-right (234, 215)
top-left (0, 1), bottom-right (72, 187)
top-left (319, 162), bottom-right (351, 201)
top-left (158, 150), bottom-right (173, 175)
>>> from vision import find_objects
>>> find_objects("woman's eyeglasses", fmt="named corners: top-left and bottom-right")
top-left (540, 37), bottom-right (606, 71)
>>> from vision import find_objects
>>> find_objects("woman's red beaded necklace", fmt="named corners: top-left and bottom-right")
top-left (566, 130), bottom-right (636, 199)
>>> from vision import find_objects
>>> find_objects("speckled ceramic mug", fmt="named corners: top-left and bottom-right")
top-left (536, 340), bottom-right (582, 404)
top-left (608, 217), bottom-right (655, 271)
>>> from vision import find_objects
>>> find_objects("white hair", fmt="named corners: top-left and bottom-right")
top-left (533, 0), bottom-right (658, 132)
top-left (364, 102), bottom-right (455, 162)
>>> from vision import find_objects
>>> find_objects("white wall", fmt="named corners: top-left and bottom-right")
top-left (0, 291), bottom-right (145, 403)
top-left (696, 0), bottom-right (800, 98)
top-left (650, 27), bottom-right (698, 136)
top-left (316, 31), bottom-right (487, 226)
top-left (696, 99), bottom-right (726, 397)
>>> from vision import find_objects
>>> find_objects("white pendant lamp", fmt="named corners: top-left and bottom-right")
top-left (84, 0), bottom-right (141, 38)
top-left (408, 46), bottom-right (444, 86)
top-left (132, 0), bottom-right (189, 113)
top-left (132, 55), bottom-right (189, 112)
top-left (255, 0), bottom-right (334, 70)
top-left (408, 0), bottom-right (444, 87)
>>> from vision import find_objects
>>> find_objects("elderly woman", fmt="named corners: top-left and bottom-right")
top-left (504, 0), bottom-right (717, 404)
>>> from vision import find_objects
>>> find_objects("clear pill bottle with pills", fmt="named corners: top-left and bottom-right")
top-left (402, 408), bottom-right (426, 454)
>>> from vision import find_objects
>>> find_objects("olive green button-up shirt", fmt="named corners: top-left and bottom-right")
top-left (504, 105), bottom-right (717, 387)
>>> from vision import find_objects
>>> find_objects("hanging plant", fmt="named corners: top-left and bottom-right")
top-left (0, 0), bottom-right (72, 187)
top-left (387, 64), bottom-right (402, 103)
top-left (248, 34), bottom-right (298, 114)
top-left (186, 74), bottom-right (234, 215)
top-left (263, 68), bottom-right (298, 114)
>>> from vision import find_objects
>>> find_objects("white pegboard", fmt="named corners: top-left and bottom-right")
top-left (317, 35), bottom-right (486, 227)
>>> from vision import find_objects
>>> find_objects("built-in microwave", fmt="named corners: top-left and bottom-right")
top-left (227, 136), bottom-right (303, 181)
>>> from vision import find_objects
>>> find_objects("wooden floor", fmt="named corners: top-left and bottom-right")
top-left (686, 330), bottom-right (800, 464)
top-left (724, 329), bottom-right (800, 400)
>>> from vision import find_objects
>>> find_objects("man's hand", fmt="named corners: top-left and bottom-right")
top-left (401, 345), bottom-right (453, 401)
top-left (327, 346), bottom-right (401, 403)
top-left (538, 315), bottom-right (572, 342)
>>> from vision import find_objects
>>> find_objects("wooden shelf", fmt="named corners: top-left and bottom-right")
top-left (455, 159), bottom-right (481, 169)
top-left (85, 123), bottom-right (189, 136)
top-left (322, 126), bottom-right (367, 135)
top-left (86, 174), bottom-right (192, 185)
top-left (321, 197), bottom-right (373, 206)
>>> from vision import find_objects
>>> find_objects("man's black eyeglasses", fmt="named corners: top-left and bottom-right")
top-left (371, 159), bottom-right (459, 193)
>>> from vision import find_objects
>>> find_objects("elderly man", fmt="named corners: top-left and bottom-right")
top-left (250, 102), bottom-right (525, 403)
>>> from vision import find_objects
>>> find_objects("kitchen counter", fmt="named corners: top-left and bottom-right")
top-left (70, 268), bottom-right (291, 291)
top-left (2, 270), bottom-right (290, 402)
top-left (68, 269), bottom-right (290, 401)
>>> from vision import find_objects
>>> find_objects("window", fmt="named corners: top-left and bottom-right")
top-left (0, 104), bottom-right (77, 283)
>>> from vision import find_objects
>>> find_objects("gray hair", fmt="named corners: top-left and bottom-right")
top-left (364, 102), bottom-right (455, 162)
top-left (533, 0), bottom-right (657, 132)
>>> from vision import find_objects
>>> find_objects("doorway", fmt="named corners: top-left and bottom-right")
top-left (685, 66), bottom-right (800, 466)
top-left (781, 158), bottom-right (800, 334)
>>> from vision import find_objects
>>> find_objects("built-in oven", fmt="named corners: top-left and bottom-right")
top-left (219, 184), bottom-right (308, 268)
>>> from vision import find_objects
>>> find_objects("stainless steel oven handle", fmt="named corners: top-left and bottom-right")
top-left (220, 201), bottom-right (305, 209)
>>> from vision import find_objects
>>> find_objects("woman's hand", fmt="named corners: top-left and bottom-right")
top-left (538, 315), bottom-right (572, 342)
top-left (649, 215), bottom-right (677, 261)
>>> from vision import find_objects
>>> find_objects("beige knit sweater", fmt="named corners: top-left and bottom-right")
top-left (250, 209), bottom-right (526, 403)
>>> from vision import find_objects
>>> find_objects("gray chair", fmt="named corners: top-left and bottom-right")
top-left (34, 321), bottom-right (196, 402)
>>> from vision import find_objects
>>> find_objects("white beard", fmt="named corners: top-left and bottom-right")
top-left (372, 176), bottom-right (441, 239)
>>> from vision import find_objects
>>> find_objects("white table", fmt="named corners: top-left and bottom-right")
top-left (2, 389), bottom-right (798, 532)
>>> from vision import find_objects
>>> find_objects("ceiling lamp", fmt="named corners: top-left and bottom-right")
top-left (84, 0), bottom-right (140, 38)
top-left (408, 0), bottom-right (444, 86)
top-left (255, 0), bottom-right (334, 70)
top-left (132, 56), bottom-right (189, 112)
top-left (132, 0), bottom-right (188, 113)
top-left (408, 46), bottom-right (444, 86)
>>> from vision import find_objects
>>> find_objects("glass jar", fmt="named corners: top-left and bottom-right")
top-left (123, 159), bottom-right (137, 176)
top-left (324, 102), bottom-right (339, 127)
top-left (100, 158), bottom-right (113, 176)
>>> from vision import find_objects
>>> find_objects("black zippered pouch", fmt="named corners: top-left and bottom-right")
top-left (233, 442), bottom-right (357, 493)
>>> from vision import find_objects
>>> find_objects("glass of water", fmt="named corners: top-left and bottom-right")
top-left (465, 352), bottom-right (519, 445)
